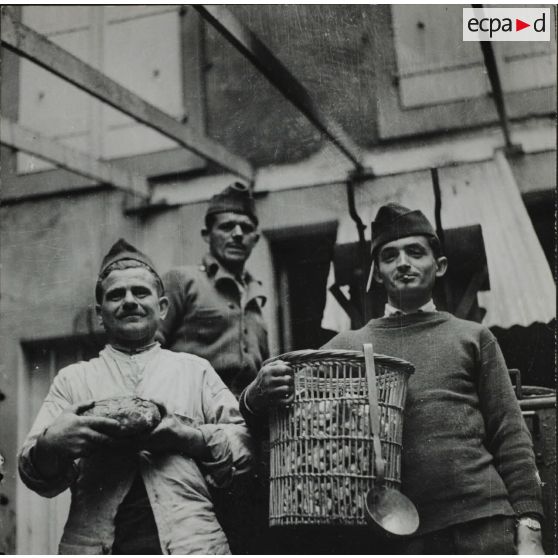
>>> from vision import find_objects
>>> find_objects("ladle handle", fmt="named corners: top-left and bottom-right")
top-left (363, 343), bottom-right (386, 485)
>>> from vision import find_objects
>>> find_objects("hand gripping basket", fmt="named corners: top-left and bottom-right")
top-left (267, 349), bottom-right (414, 526)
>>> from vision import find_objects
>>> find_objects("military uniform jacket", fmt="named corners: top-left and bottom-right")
top-left (159, 254), bottom-right (269, 398)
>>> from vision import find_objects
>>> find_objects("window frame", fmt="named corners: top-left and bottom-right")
top-left (373, 5), bottom-right (557, 140)
top-left (16, 335), bottom-right (105, 554)
top-left (1, 5), bottom-right (207, 200)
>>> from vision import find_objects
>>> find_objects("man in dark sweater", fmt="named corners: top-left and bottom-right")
top-left (242, 203), bottom-right (544, 554)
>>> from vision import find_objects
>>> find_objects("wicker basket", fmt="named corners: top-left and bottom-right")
top-left (267, 349), bottom-right (414, 526)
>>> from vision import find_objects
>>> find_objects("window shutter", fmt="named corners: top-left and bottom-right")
top-left (101, 7), bottom-right (183, 158)
top-left (18, 7), bottom-right (94, 172)
top-left (391, 5), bottom-right (556, 109)
top-left (17, 6), bottom-right (202, 173)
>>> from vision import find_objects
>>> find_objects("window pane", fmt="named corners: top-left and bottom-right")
top-left (18, 9), bottom-right (93, 172)
top-left (102, 10), bottom-right (182, 158)
top-left (16, 6), bottom-right (199, 173)
top-left (392, 5), bottom-right (556, 109)
top-left (392, 5), bottom-right (488, 108)
top-left (22, 5), bottom-right (91, 35)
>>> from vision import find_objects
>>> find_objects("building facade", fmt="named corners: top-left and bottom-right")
top-left (0, 5), bottom-right (556, 553)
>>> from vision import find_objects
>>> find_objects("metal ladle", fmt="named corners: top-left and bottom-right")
top-left (363, 343), bottom-right (420, 537)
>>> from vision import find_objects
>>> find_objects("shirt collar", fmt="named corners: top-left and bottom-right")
top-left (384, 299), bottom-right (437, 317)
top-left (202, 253), bottom-right (247, 283)
top-left (105, 342), bottom-right (160, 358)
top-left (201, 253), bottom-right (267, 307)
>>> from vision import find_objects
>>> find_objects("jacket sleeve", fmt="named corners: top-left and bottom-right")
top-left (238, 387), bottom-right (268, 437)
top-left (477, 329), bottom-right (544, 519)
top-left (18, 367), bottom-right (79, 498)
top-left (198, 365), bottom-right (254, 488)
top-left (157, 268), bottom-right (192, 347)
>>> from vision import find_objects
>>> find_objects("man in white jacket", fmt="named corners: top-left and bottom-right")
top-left (19, 238), bottom-right (253, 554)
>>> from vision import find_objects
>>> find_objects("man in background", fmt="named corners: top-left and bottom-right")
top-left (159, 182), bottom-right (268, 399)
top-left (159, 183), bottom-right (268, 553)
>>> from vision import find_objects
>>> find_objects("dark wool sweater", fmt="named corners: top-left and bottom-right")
top-left (323, 311), bottom-right (543, 535)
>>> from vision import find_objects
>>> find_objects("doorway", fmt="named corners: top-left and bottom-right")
top-left (17, 336), bottom-right (103, 554)
top-left (271, 223), bottom-right (338, 353)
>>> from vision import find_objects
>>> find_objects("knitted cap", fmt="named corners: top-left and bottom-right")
top-left (206, 182), bottom-right (258, 225)
top-left (370, 203), bottom-right (438, 258)
top-left (99, 238), bottom-right (160, 280)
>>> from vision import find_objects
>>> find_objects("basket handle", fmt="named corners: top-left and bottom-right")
top-left (363, 343), bottom-right (386, 486)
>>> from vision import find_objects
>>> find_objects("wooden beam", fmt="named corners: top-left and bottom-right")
top-left (454, 265), bottom-right (489, 320)
top-left (472, 5), bottom-right (519, 154)
top-left (0, 117), bottom-right (150, 198)
top-left (329, 284), bottom-right (363, 328)
top-left (195, 5), bottom-right (365, 171)
top-left (0, 8), bottom-right (254, 181)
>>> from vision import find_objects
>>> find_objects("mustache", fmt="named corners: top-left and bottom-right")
top-left (118, 311), bottom-right (145, 317)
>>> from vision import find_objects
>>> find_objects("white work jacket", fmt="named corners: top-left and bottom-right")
top-left (18, 344), bottom-right (253, 554)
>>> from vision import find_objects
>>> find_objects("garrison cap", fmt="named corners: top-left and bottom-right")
top-left (370, 203), bottom-right (439, 258)
top-left (206, 182), bottom-right (258, 226)
top-left (98, 238), bottom-right (160, 281)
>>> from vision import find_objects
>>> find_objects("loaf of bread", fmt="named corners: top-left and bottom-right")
top-left (80, 396), bottom-right (163, 438)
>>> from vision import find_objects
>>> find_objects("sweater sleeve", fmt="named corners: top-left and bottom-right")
top-left (158, 268), bottom-right (191, 347)
top-left (18, 367), bottom-right (79, 498)
top-left (199, 365), bottom-right (254, 487)
top-left (477, 329), bottom-right (543, 519)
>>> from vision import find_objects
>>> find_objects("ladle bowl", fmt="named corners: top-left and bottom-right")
top-left (365, 484), bottom-right (420, 537)
top-left (363, 343), bottom-right (419, 537)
